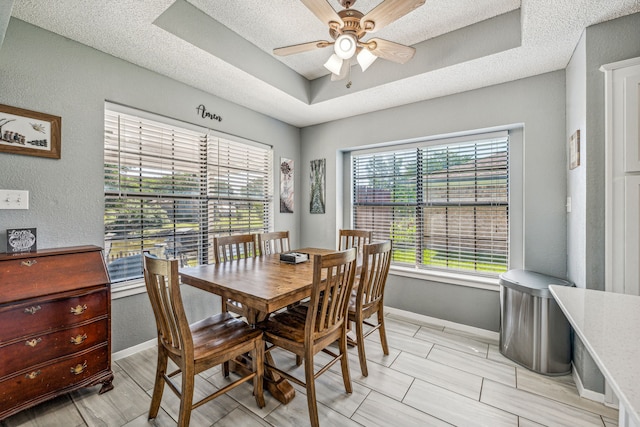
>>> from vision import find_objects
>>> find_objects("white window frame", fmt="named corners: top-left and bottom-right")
top-left (347, 127), bottom-right (524, 290)
top-left (104, 103), bottom-right (273, 298)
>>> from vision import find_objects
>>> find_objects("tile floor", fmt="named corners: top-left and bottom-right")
top-left (1, 311), bottom-right (618, 426)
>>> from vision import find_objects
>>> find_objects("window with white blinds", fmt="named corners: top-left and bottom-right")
top-left (352, 134), bottom-right (509, 277)
top-left (104, 108), bottom-right (273, 285)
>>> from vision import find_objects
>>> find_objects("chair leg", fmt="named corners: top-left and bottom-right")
top-left (295, 355), bottom-right (303, 366)
top-left (355, 315), bottom-right (368, 377)
top-left (339, 327), bottom-right (353, 393)
top-left (149, 350), bottom-right (168, 419)
top-left (377, 309), bottom-right (389, 355)
top-left (304, 348), bottom-right (320, 427)
top-left (223, 361), bottom-right (230, 378)
top-left (253, 340), bottom-right (265, 408)
top-left (177, 366), bottom-right (195, 427)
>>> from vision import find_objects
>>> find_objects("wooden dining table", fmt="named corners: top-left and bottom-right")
top-left (178, 247), bottom-right (337, 404)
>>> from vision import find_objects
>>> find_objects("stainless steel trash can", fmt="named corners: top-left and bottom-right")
top-left (499, 269), bottom-right (573, 375)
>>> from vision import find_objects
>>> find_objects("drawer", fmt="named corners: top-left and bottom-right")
top-left (0, 345), bottom-right (109, 415)
top-left (0, 289), bottom-right (108, 343)
top-left (0, 251), bottom-right (109, 304)
top-left (0, 318), bottom-right (108, 379)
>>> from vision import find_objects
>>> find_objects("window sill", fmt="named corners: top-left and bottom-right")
top-left (389, 265), bottom-right (500, 291)
top-left (111, 279), bottom-right (147, 300)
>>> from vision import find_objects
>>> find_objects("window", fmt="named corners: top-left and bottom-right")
top-left (352, 133), bottom-right (509, 277)
top-left (104, 106), bottom-right (273, 285)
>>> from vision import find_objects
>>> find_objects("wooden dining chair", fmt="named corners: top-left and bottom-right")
top-left (338, 229), bottom-right (372, 251)
top-left (347, 240), bottom-right (393, 376)
top-left (142, 254), bottom-right (264, 427)
top-left (258, 248), bottom-right (358, 427)
top-left (213, 234), bottom-right (258, 316)
top-left (258, 230), bottom-right (290, 255)
top-left (213, 233), bottom-right (258, 263)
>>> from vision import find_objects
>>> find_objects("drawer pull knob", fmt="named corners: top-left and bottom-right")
top-left (25, 338), bottom-right (42, 347)
top-left (21, 260), bottom-right (37, 267)
top-left (70, 361), bottom-right (87, 375)
top-left (70, 334), bottom-right (88, 345)
top-left (70, 304), bottom-right (87, 315)
top-left (24, 306), bottom-right (41, 315)
top-left (25, 370), bottom-right (41, 380)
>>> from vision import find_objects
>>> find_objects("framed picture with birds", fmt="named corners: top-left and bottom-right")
top-left (0, 104), bottom-right (61, 159)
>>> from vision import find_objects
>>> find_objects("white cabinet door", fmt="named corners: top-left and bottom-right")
top-left (603, 57), bottom-right (640, 296)
top-left (623, 70), bottom-right (640, 173)
top-left (625, 176), bottom-right (640, 296)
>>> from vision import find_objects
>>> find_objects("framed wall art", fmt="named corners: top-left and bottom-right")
top-left (280, 157), bottom-right (294, 213)
top-left (569, 130), bottom-right (580, 170)
top-left (0, 104), bottom-right (61, 159)
top-left (310, 158), bottom-right (326, 214)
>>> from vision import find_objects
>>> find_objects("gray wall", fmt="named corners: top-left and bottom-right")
top-left (300, 71), bottom-right (567, 332)
top-left (0, 19), bottom-right (301, 352)
top-left (566, 12), bottom-right (640, 394)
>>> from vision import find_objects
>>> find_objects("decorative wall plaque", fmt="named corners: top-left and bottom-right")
top-left (6, 228), bottom-right (37, 253)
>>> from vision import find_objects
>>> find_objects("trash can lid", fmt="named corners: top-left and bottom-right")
top-left (499, 269), bottom-right (573, 298)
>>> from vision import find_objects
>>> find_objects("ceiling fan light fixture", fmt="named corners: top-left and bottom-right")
top-left (324, 53), bottom-right (344, 75)
top-left (331, 59), bottom-right (350, 81)
top-left (357, 48), bottom-right (377, 72)
top-left (334, 33), bottom-right (357, 60)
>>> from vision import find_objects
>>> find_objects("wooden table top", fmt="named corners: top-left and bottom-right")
top-left (179, 249), bottom-right (334, 315)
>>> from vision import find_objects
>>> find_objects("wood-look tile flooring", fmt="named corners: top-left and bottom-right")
top-left (1, 311), bottom-right (619, 426)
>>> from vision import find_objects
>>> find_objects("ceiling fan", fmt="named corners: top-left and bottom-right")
top-left (274, 0), bottom-right (426, 82)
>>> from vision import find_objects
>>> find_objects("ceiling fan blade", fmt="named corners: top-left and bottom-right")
top-left (367, 38), bottom-right (416, 64)
top-left (274, 40), bottom-right (331, 56)
top-left (299, 0), bottom-right (344, 29)
top-left (361, 0), bottom-right (426, 33)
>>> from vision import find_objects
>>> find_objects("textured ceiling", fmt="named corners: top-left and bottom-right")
top-left (10, 0), bottom-right (640, 127)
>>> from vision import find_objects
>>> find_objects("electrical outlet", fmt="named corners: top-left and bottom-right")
top-left (0, 190), bottom-right (29, 209)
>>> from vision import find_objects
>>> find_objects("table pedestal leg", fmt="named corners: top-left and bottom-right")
top-left (232, 308), bottom-right (296, 404)
top-left (263, 351), bottom-right (296, 404)
top-left (229, 353), bottom-right (295, 404)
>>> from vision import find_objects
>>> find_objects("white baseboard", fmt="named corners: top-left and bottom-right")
top-left (571, 362), bottom-right (617, 408)
top-left (384, 306), bottom-right (500, 341)
top-left (112, 338), bottom-right (156, 361)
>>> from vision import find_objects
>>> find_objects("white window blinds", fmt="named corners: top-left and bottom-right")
top-left (353, 134), bottom-right (509, 276)
top-left (104, 108), bottom-right (272, 284)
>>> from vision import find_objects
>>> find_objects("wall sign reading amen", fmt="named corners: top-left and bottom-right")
top-left (196, 104), bottom-right (222, 122)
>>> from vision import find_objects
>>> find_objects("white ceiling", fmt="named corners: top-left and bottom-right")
top-left (10, 0), bottom-right (640, 127)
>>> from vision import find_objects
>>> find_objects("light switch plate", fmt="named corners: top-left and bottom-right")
top-left (0, 190), bottom-right (29, 209)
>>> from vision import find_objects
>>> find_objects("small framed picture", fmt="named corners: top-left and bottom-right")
top-left (569, 130), bottom-right (580, 170)
top-left (6, 228), bottom-right (37, 253)
top-left (0, 104), bottom-right (61, 159)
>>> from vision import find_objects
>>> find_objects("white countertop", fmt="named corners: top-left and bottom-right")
top-left (549, 285), bottom-right (640, 426)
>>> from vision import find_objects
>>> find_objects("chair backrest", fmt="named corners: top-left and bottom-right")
top-left (143, 254), bottom-right (192, 359)
top-left (307, 248), bottom-right (357, 340)
top-left (356, 240), bottom-right (393, 310)
top-left (214, 234), bottom-right (257, 263)
top-left (258, 231), bottom-right (290, 255)
top-left (338, 229), bottom-right (372, 251)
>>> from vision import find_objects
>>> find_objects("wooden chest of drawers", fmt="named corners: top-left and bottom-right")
top-left (0, 245), bottom-right (113, 420)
